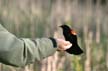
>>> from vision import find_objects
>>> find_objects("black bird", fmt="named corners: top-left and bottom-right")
top-left (60, 25), bottom-right (83, 55)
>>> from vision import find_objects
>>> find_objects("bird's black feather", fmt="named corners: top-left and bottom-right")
top-left (60, 25), bottom-right (83, 55)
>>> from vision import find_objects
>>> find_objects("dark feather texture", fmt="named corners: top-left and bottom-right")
top-left (60, 25), bottom-right (83, 55)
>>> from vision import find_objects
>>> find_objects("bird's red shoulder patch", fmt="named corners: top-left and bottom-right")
top-left (71, 30), bottom-right (77, 35)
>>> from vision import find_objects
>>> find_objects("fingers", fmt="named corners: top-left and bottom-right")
top-left (58, 44), bottom-right (72, 51)
top-left (56, 38), bottom-right (72, 51)
top-left (64, 41), bottom-right (71, 45)
top-left (64, 44), bottom-right (72, 50)
top-left (56, 39), bottom-right (71, 45)
top-left (60, 43), bottom-right (72, 50)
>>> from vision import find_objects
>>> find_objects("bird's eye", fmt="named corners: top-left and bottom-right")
top-left (71, 30), bottom-right (77, 35)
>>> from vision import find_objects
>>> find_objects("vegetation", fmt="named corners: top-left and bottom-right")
top-left (0, 0), bottom-right (108, 71)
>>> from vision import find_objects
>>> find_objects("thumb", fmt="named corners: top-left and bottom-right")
top-left (63, 44), bottom-right (72, 50)
top-left (64, 41), bottom-right (71, 45)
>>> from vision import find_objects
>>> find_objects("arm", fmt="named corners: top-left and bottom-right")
top-left (0, 24), bottom-right (57, 67)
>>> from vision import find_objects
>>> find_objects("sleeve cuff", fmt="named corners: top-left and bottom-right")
top-left (49, 37), bottom-right (57, 48)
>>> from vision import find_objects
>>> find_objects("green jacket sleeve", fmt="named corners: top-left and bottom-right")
top-left (0, 24), bottom-right (57, 67)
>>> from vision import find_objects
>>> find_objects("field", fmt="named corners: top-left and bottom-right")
top-left (0, 0), bottom-right (108, 71)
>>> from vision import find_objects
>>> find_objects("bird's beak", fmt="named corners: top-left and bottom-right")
top-left (71, 30), bottom-right (77, 35)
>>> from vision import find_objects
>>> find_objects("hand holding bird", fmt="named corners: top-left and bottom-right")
top-left (56, 39), bottom-right (72, 51)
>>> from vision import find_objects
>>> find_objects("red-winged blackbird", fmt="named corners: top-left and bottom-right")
top-left (60, 25), bottom-right (83, 55)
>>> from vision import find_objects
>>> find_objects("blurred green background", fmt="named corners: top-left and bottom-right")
top-left (0, 0), bottom-right (108, 71)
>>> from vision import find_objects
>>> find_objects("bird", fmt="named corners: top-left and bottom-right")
top-left (60, 24), bottom-right (83, 55)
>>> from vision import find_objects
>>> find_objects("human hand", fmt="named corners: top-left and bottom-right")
top-left (56, 38), bottom-right (72, 51)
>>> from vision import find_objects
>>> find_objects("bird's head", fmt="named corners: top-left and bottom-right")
top-left (60, 25), bottom-right (77, 36)
top-left (60, 25), bottom-right (71, 31)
